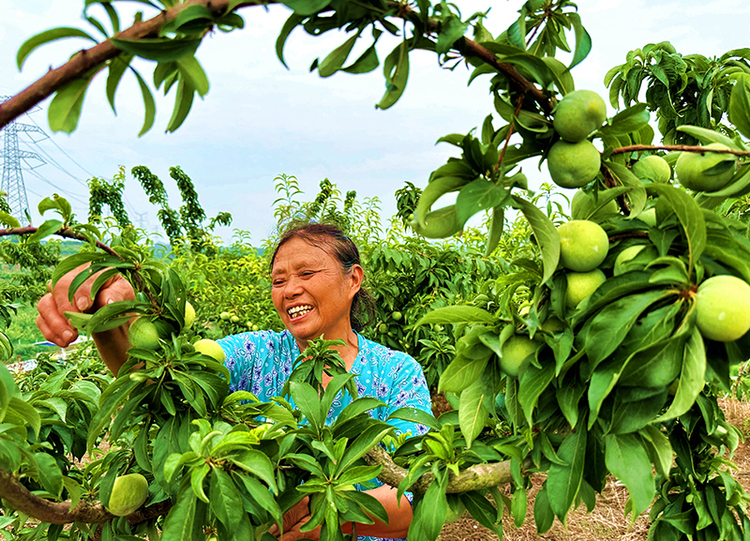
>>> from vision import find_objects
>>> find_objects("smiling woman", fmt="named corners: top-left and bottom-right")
top-left (35, 220), bottom-right (432, 541)
top-left (218, 222), bottom-right (432, 541)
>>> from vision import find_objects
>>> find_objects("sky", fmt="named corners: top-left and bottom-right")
top-left (1, 0), bottom-right (749, 245)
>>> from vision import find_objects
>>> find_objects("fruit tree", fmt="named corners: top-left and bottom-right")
top-left (2, 1), bottom-right (750, 541)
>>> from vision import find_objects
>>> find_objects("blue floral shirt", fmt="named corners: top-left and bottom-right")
top-left (218, 330), bottom-right (432, 541)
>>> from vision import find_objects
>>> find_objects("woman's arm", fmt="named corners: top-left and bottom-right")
top-left (276, 484), bottom-right (412, 541)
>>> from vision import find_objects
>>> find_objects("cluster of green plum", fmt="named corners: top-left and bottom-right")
top-left (128, 301), bottom-right (226, 362)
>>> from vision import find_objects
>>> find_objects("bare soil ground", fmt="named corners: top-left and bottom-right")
top-left (439, 398), bottom-right (750, 541)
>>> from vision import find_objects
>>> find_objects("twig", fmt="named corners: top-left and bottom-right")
top-left (0, 225), bottom-right (159, 308)
top-left (611, 144), bottom-right (750, 157)
top-left (0, 0), bottom-right (269, 129)
top-left (494, 94), bottom-right (525, 175)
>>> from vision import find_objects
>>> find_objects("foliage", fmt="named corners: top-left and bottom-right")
top-left (5, 2), bottom-right (750, 541)
top-left (605, 43), bottom-right (750, 145)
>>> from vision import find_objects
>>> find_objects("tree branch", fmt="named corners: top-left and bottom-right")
top-left (0, 0), bottom-right (268, 130)
top-left (0, 467), bottom-right (172, 525)
top-left (611, 144), bottom-right (750, 157)
top-left (2, 1), bottom-right (555, 131)
top-left (364, 446), bottom-right (518, 494)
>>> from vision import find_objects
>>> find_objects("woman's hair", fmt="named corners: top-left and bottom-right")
top-left (269, 221), bottom-right (375, 331)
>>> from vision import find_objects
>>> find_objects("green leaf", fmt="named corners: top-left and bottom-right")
top-left (210, 469), bottom-right (243, 532)
top-left (177, 55), bottom-right (209, 97)
top-left (48, 68), bottom-right (102, 133)
top-left (17, 27), bottom-right (97, 69)
top-left (511, 195), bottom-right (560, 284)
top-left (166, 78), bottom-right (195, 133)
top-left (485, 206), bottom-right (504, 256)
top-left (318, 32), bottom-right (359, 78)
top-left (657, 327), bottom-right (706, 422)
top-left (416, 176), bottom-right (470, 228)
top-left (388, 407), bottom-right (440, 432)
top-left (161, 485), bottom-right (197, 541)
top-left (106, 54), bottom-right (133, 113)
top-left (336, 423), bottom-right (393, 474)
top-left (131, 68), bottom-right (156, 136)
top-left (172, 5), bottom-right (213, 32)
top-left (729, 73), bottom-right (750, 140)
top-left (111, 37), bottom-right (201, 62)
top-left (676, 125), bottom-right (741, 149)
top-left (342, 38), bottom-right (380, 74)
top-left (412, 205), bottom-right (461, 238)
top-left (648, 184), bottom-right (706, 271)
top-left (436, 16), bottom-right (468, 55)
top-left (275, 13), bottom-right (305, 68)
top-left (604, 433), bottom-right (655, 518)
top-left (376, 40), bottom-right (410, 110)
top-left (27, 219), bottom-right (63, 243)
top-left (35, 453), bottom-right (63, 498)
top-left (459, 379), bottom-right (489, 447)
top-left (546, 428), bottom-right (586, 523)
top-left (639, 425), bottom-right (672, 478)
top-left (288, 382), bottom-right (322, 432)
top-left (519, 361), bottom-right (555, 426)
top-left (455, 179), bottom-right (508, 226)
top-left (416, 306), bottom-right (496, 326)
top-left (606, 103), bottom-right (650, 135)
top-left (281, 0), bottom-right (331, 16)
top-left (566, 12), bottom-right (591, 69)
top-left (439, 356), bottom-right (490, 394)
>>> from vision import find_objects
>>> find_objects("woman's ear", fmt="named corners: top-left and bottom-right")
top-left (349, 265), bottom-right (364, 297)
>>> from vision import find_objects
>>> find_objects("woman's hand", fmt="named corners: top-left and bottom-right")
top-left (36, 266), bottom-right (135, 347)
top-left (269, 497), bottom-right (321, 541)
top-left (36, 266), bottom-right (135, 375)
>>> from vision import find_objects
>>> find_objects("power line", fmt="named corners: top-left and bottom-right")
top-left (18, 139), bottom-right (89, 189)
top-left (24, 168), bottom-right (88, 205)
top-left (26, 116), bottom-right (96, 179)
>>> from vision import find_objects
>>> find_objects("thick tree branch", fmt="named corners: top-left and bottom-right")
top-left (2, 1), bottom-right (554, 131)
top-left (611, 144), bottom-right (750, 157)
top-left (0, 467), bottom-right (171, 525)
top-left (0, 468), bottom-right (110, 524)
top-left (0, 0), bottom-right (268, 130)
top-left (364, 446), bottom-right (518, 494)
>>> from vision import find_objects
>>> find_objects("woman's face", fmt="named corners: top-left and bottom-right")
top-left (271, 237), bottom-right (363, 345)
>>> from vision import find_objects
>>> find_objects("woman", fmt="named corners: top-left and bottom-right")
top-left (36, 222), bottom-right (432, 541)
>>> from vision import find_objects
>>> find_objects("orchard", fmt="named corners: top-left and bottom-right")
top-left (2, 2), bottom-right (750, 541)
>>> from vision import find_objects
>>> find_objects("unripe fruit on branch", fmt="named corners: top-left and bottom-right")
top-left (500, 334), bottom-right (540, 378)
top-left (547, 140), bottom-right (601, 189)
top-left (553, 90), bottom-right (607, 142)
top-left (631, 155), bottom-right (671, 183)
top-left (128, 318), bottom-right (161, 350)
top-left (558, 220), bottom-right (609, 272)
top-left (107, 473), bottom-right (149, 517)
top-left (565, 269), bottom-right (607, 309)
top-left (194, 339), bottom-right (226, 363)
top-left (696, 275), bottom-right (750, 342)
top-left (184, 301), bottom-right (195, 330)
top-left (674, 143), bottom-right (738, 192)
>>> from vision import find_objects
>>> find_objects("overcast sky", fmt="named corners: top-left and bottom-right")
top-left (1, 0), bottom-right (749, 244)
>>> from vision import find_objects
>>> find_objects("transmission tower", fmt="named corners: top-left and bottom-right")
top-left (0, 96), bottom-right (46, 225)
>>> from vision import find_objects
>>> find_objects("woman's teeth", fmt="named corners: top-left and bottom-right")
top-left (288, 305), bottom-right (313, 319)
